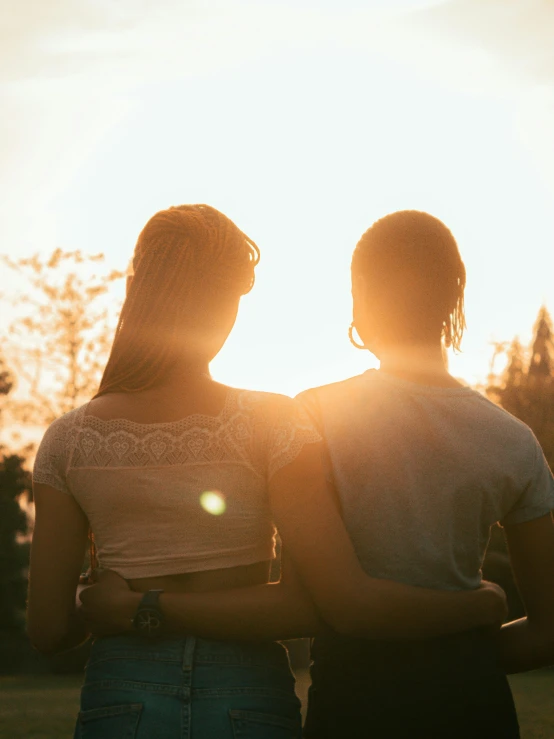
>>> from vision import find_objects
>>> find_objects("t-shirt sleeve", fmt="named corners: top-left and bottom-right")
top-left (33, 416), bottom-right (72, 495)
top-left (266, 395), bottom-right (323, 481)
top-left (501, 432), bottom-right (554, 526)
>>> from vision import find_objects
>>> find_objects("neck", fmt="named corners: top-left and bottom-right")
top-left (157, 357), bottom-right (212, 388)
top-left (378, 342), bottom-right (462, 388)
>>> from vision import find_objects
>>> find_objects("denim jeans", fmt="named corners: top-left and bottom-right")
top-left (74, 634), bottom-right (302, 738)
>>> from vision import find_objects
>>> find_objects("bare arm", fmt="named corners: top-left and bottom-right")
top-left (81, 442), bottom-right (505, 641)
top-left (267, 443), bottom-right (506, 638)
top-left (163, 552), bottom-right (323, 638)
top-left (27, 483), bottom-right (90, 654)
top-left (497, 513), bottom-right (554, 673)
top-left (81, 553), bottom-right (324, 640)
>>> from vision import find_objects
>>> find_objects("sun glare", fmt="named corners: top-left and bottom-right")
top-left (199, 491), bottom-right (227, 516)
top-left (0, 2), bottom-right (552, 396)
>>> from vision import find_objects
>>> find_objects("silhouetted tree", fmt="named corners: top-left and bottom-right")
top-left (0, 354), bottom-right (31, 634)
top-left (488, 306), bottom-right (554, 468)
top-left (0, 354), bottom-right (14, 400)
top-left (2, 250), bottom-right (124, 425)
top-left (529, 308), bottom-right (554, 380)
top-left (0, 253), bottom-right (121, 671)
top-left (485, 307), bottom-right (554, 619)
top-left (0, 454), bottom-right (31, 631)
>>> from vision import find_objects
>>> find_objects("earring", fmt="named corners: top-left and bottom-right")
top-left (348, 322), bottom-right (366, 350)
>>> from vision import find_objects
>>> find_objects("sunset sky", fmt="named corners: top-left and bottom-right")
top-left (1, 0), bottom-right (553, 397)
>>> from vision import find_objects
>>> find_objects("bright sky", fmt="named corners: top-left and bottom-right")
top-left (1, 0), bottom-right (553, 396)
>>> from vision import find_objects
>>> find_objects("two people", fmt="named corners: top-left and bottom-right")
top-left (28, 206), bottom-right (554, 738)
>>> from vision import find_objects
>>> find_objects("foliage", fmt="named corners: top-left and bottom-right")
top-left (0, 453), bottom-right (31, 632)
top-left (487, 306), bottom-right (554, 468)
top-left (0, 352), bottom-right (31, 636)
top-left (484, 307), bottom-right (554, 617)
top-left (0, 353), bottom-right (14, 401)
top-left (2, 250), bottom-right (124, 425)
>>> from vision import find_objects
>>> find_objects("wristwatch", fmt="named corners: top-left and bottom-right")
top-left (132, 590), bottom-right (165, 638)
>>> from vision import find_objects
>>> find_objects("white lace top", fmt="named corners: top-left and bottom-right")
top-left (33, 388), bottom-right (322, 578)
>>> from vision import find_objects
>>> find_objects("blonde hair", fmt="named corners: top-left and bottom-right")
top-left (351, 210), bottom-right (466, 351)
top-left (96, 205), bottom-right (259, 396)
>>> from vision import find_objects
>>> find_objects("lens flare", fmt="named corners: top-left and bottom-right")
top-left (199, 491), bottom-right (226, 516)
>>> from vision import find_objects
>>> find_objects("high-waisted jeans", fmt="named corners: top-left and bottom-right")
top-left (74, 634), bottom-right (302, 738)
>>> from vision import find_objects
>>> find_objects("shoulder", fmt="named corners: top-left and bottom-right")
top-left (234, 388), bottom-right (297, 419)
top-left (36, 405), bottom-right (88, 457)
top-left (466, 391), bottom-right (538, 442)
top-left (234, 390), bottom-right (323, 478)
top-left (42, 405), bottom-right (87, 439)
top-left (457, 391), bottom-right (548, 479)
top-left (234, 388), bottom-right (321, 438)
top-left (33, 406), bottom-right (88, 493)
top-left (296, 374), bottom-right (367, 418)
top-left (297, 373), bottom-right (368, 402)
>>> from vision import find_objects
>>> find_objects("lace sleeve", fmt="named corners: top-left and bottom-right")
top-left (33, 415), bottom-right (73, 495)
top-left (265, 396), bottom-right (323, 481)
top-left (295, 388), bottom-right (323, 432)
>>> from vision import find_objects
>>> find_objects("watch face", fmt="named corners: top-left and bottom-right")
top-left (134, 609), bottom-right (163, 636)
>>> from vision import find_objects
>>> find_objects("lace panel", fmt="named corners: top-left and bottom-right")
top-left (34, 389), bottom-right (323, 482)
top-left (233, 391), bottom-right (323, 480)
top-left (32, 407), bottom-right (82, 495)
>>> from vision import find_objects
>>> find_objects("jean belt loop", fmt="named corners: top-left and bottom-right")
top-left (182, 635), bottom-right (197, 672)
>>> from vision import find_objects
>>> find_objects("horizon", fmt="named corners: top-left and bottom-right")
top-left (1, 0), bottom-right (553, 398)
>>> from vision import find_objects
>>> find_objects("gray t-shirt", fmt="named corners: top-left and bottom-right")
top-left (297, 370), bottom-right (554, 590)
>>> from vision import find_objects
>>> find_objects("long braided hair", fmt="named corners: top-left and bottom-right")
top-left (85, 205), bottom-right (259, 574)
top-left (96, 204), bottom-right (260, 397)
top-left (351, 210), bottom-right (466, 352)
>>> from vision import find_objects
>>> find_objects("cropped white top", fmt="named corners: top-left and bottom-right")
top-left (33, 388), bottom-right (321, 578)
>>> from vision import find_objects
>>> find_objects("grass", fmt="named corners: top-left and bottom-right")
top-left (0, 674), bottom-right (82, 739)
top-left (509, 670), bottom-right (554, 738)
top-left (1, 669), bottom-right (553, 738)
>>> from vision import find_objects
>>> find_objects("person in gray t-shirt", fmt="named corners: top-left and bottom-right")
top-left (298, 370), bottom-right (554, 593)
top-left (299, 210), bottom-right (554, 739)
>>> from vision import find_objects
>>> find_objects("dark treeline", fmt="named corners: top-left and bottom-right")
top-left (0, 355), bottom-right (32, 672)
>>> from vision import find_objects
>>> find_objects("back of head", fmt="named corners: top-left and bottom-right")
top-left (96, 204), bottom-right (259, 396)
top-left (351, 210), bottom-right (466, 350)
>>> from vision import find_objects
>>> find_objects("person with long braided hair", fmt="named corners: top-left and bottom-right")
top-left (30, 206), bottom-right (510, 738)
top-left (96, 205), bottom-right (260, 397)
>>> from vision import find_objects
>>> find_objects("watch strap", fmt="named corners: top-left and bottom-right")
top-left (138, 589), bottom-right (164, 609)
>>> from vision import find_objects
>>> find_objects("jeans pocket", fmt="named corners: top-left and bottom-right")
top-left (77, 703), bottom-right (143, 739)
top-left (229, 709), bottom-right (301, 738)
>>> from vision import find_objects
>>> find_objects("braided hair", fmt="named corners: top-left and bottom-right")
top-left (95, 205), bottom-right (259, 397)
top-left (351, 210), bottom-right (466, 352)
